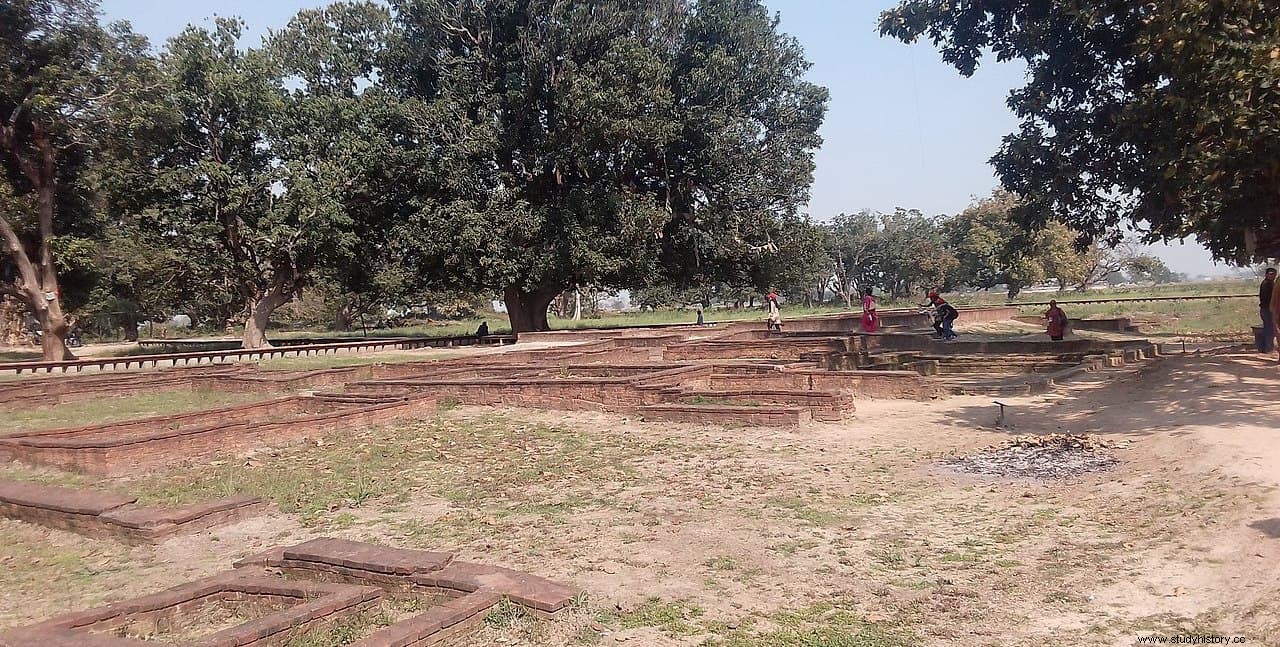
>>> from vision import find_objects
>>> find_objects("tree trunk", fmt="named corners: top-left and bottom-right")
top-left (504, 286), bottom-right (558, 333)
top-left (0, 130), bottom-right (75, 362)
top-left (334, 303), bottom-right (355, 332)
top-left (124, 319), bottom-right (139, 342)
top-left (242, 289), bottom-right (290, 348)
top-left (39, 306), bottom-right (74, 360)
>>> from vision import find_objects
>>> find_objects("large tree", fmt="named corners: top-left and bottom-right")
top-left (385, 0), bottom-right (827, 332)
top-left (130, 10), bottom-right (398, 348)
top-left (880, 0), bottom-right (1280, 263)
top-left (945, 191), bottom-right (1048, 299)
top-left (823, 211), bottom-right (884, 307)
top-left (877, 208), bottom-right (957, 298)
top-left (0, 0), bottom-right (144, 359)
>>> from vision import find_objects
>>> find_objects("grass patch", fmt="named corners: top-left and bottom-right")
top-left (283, 596), bottom-right (436, 647)
top-left (130, 412), bottom-right (644, 526)
top-left (762, 496), bottom-right (842, 526)
top-left (0, 523), bottom-right (136, 627)
top-left (485, 598), bottom-right (529, 629)
top-left (704, 556), bottom-right (739, 571)
top-left (605, 598), bottom-right (705, 635)
top-left (0, 390), bottom-right (269, 435)
top-left (0, 463), bottom-right (88, 488)
top-left (0, 350), bottom-right (40, 362)
top-left (706, 601), bottom-right (914, 647)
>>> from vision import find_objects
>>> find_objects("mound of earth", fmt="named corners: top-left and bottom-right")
top-left (943, 434), bottom-right (1123, 479)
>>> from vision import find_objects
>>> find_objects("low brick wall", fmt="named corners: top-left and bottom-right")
top-left (0, 364), bottom-right (248, 408)
top-left (639, 403), bottom-right (811, 426)
top-left (0, 480), bottom-right (266, 544)
top-left (4, 538), bottom-right (578, 646)
top-left (3, 574), bottom-right (380, 646)
top-left (0, 395), bottom-right (436, 475)
top-left (664, 337), bottom-right (852, 361)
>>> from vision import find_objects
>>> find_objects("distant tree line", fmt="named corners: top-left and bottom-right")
top-left (636, 190), bottom-right (1180, 311)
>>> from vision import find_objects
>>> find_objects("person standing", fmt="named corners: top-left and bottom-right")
top-left (766, 291), bottom-right (783, 333)
top-left (1044, 300), bottom-right (1068, 341)
top-left (861, 287), bottom-right (879, 333)
top-left (1260, 268), bottom-right (1276, 352)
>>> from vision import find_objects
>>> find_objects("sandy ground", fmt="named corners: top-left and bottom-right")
top-left (1, 352), bottom-right (1278, 646)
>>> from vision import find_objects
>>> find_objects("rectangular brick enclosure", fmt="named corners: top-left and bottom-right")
top-left (1, 538), bottom-right (579, 647)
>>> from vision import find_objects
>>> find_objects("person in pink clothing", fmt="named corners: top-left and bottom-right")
top-left (861, 287), bottom-right (879, 333)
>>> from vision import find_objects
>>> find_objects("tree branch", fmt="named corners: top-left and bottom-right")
top-left (7, 88), bottom-right (37, 128)
top-left (0, 214), bottom-right (41, 306)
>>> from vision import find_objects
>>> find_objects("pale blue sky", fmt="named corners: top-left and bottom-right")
top-left (99, 0), bottom-right (1228, 275)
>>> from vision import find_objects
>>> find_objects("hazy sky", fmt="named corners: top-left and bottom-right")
top-left (99, 0), bottom-right (1232, 276)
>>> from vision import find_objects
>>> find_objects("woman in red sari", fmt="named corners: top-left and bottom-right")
top-left (861, 287), bottom-right (879, 333)
top-left (1044, 300), bottom-right (1068, 341)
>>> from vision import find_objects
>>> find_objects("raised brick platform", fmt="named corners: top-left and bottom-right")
top-left (0, 538), bottom-right (578, 646)
top-left (0, 480), bottom-right (266, 544)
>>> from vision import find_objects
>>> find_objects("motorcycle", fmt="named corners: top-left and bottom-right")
top-left (31, 329), bottom-right (84, 348)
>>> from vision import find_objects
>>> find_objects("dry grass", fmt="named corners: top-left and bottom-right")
top-left (0, 390), bottom-right (270, 435)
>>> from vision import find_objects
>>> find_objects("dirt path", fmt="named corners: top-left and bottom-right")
top-left (1, 353), bottom-right (1277, 646)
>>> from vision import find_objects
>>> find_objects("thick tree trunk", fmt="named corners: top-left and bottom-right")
top-left (504, 286), bottom-right (558, 333)
top-left (39, 306), bottom-right (74, 360)
top-left (242, 289), bottom-right (290, 349)
top-left (334, 304), bottom-right (355, 332)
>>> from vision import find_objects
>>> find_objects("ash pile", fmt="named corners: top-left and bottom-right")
top-left (943, 434), bottom-right (1123, 479)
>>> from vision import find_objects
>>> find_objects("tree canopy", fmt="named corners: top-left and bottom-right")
top-left (880, 0), bottom-right (1280, 263)
top-left (1, 0), bottom-right (150, 359)
top-left (383, 0), bottom-right (828, 331)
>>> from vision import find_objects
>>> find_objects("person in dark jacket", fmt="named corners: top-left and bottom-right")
top-left (923, 291), bottom-right (959, 341)
top-left (475, 321), bottom-right (489, 337)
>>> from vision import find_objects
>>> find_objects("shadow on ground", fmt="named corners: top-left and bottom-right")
top-left (937, 353), bottom-right (1280, 439)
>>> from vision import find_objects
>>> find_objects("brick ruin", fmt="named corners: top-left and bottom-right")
top-left (0, 307), bottom-right (1162, 641)
top-left (0, 307), bottom-right (1160, 479)
top-left (0, 480), bottom-right (265, 545)
top-left (0, 537), bottom-right (578, 647)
